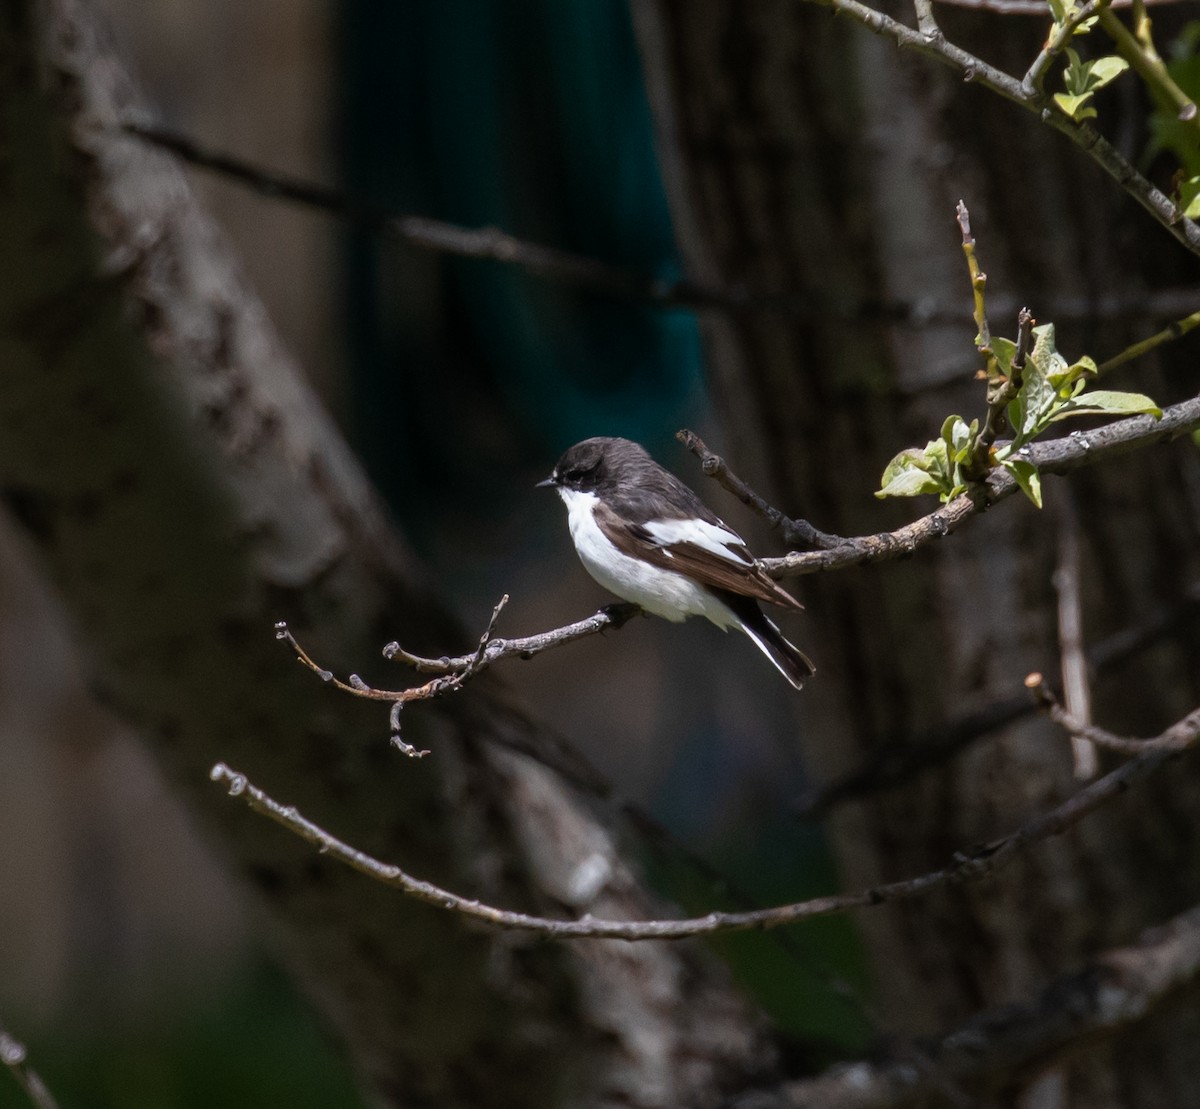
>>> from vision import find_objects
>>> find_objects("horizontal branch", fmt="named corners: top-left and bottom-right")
top-left (210, 696), bottom-right (1200, 940)
top-left (749, 903), bottom-right (1200, 1108)
top-left (279, 401), bottom-right (1199, 756)
top-left (762, 396), bottom-right (1200, 579)
top-left (121, 119), bottom-right (783, 316)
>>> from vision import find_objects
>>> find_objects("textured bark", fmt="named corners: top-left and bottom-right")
top-left (632, 0), bottom-right (1200, 1103)
top-left (0, 2), bottom-right (773, 1106)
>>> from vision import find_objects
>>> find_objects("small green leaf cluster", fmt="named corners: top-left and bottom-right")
top-left (877, 325), bottom-right (1161, 508)
top-left (877, 415), bottom-right (979, 502)
top-left (1054, 49), bottom-right (1130, 122)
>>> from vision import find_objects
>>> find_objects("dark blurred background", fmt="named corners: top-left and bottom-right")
top-left (0, 3), bottom-right (852, 1105)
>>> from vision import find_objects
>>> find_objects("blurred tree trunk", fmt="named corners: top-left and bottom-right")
top-left (632, 0), bottom-right (1200, 1103)
top-left (0, 2), bottom-right (773, 1106)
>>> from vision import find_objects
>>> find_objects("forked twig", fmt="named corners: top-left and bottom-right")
top-left (277, 599), bottom-right (640, 756)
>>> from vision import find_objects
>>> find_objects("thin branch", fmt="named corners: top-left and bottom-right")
top-left (120, 119), bottom-right (784, 316)
top-left (749, 903), bottom-right (1200, 1108)
top-left (797, 0), bottom-right (1200, 262)
top-left (381, 602), bottom-right (640, 674)
top-left (794, 582), bottom-right (1200, 817)
top-left (1099, 6), bottom-right (1200, 128)
top-left (762, 395), bottom-right (1200, 579)
top-left (675, 429), bottom-right (844, 550)
top-left (210, 702), bottom-right (1200, 939)
top-left (1097, 306), bottom-right (1200, 374)
top-left (1027, 673), bottom-right (1200, 754)
top-left (0, 1025), bottom-right (60, 1109)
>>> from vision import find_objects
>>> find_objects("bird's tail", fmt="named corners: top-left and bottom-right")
top-left (735, 604), bottom-right (816, 691)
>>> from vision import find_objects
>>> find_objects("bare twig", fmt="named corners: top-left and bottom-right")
top-left (279, 602), bottom-right (640, 756)
top-left (958, 201), bottom-right (992, 358)
top-left (1053, 496), bottom-right (1096, 777)
top-left (1027, 673), bottom-right (1200, 754)
top-left (1097, 306), bottom-right (1200, 374)
top-left (382, 602), bottom-right (640, 674)
top-left (0, 1025), bottom-right (60, 1109)
top-left (747, 903), bottom-right (1200, 1108)
top-left (675, 429), bottom-right (844, 550)
top-left (763, 395), bottom-right (1200, 580)
top-left (210, 703), bottom-right (1200, 939)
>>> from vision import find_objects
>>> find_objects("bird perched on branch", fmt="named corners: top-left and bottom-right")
top-left (539, 436), bottom-right (814, 690)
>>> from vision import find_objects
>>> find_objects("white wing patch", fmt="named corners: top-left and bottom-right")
top-left (642, 517), bottom-right (752, 564)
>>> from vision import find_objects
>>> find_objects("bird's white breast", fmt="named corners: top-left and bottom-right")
top-left (558, 489), bottom-right (737, 627)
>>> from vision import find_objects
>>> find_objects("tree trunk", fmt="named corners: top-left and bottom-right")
top-left (0, 2), bottom-right (773, 1105)
top-left (632, 0), bottom-right (1200, 1103)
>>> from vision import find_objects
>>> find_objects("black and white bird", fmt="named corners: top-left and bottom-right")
top-left (539, 436), bottom-right (815, 690)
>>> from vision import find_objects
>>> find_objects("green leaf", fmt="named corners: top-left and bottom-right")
top-left (1029, 323), bottom-right (1069, 380)
top-left (1063, 48), bottom-right (1088, 93)
top-left (1011, 339), bottom-right (1060, 445)
top-left (1004, 458), bottom-right (1043, 508)
top-left (942, 414), bottom-right (975, 460)
top-left (876, 468), bottom-right (945, 498)
top-left (1086, 55), bottom-right (1129, 90)
top-left (1054, 92), bottom-right (1096, 121)
top-left (991, 336), bottom-right (1017, 375)
top-left (879, 447), bottom-right (930, 483)
top-left (1053, 390), bottom-right (1163, 419)
top-left (1056, 355), bottom-right (1098, 393)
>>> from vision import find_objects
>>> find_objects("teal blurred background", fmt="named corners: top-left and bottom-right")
top-left (0, 3), bottom-right (863, 1106)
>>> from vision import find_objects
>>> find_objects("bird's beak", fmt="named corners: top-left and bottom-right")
top-left (535, 476), bottom-right (557, 488)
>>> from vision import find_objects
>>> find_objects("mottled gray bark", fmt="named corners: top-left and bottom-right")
top-left (0, 2), bottom-right (773, 1106)
top-left (632, 0), bottom-right (1200, 1103)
